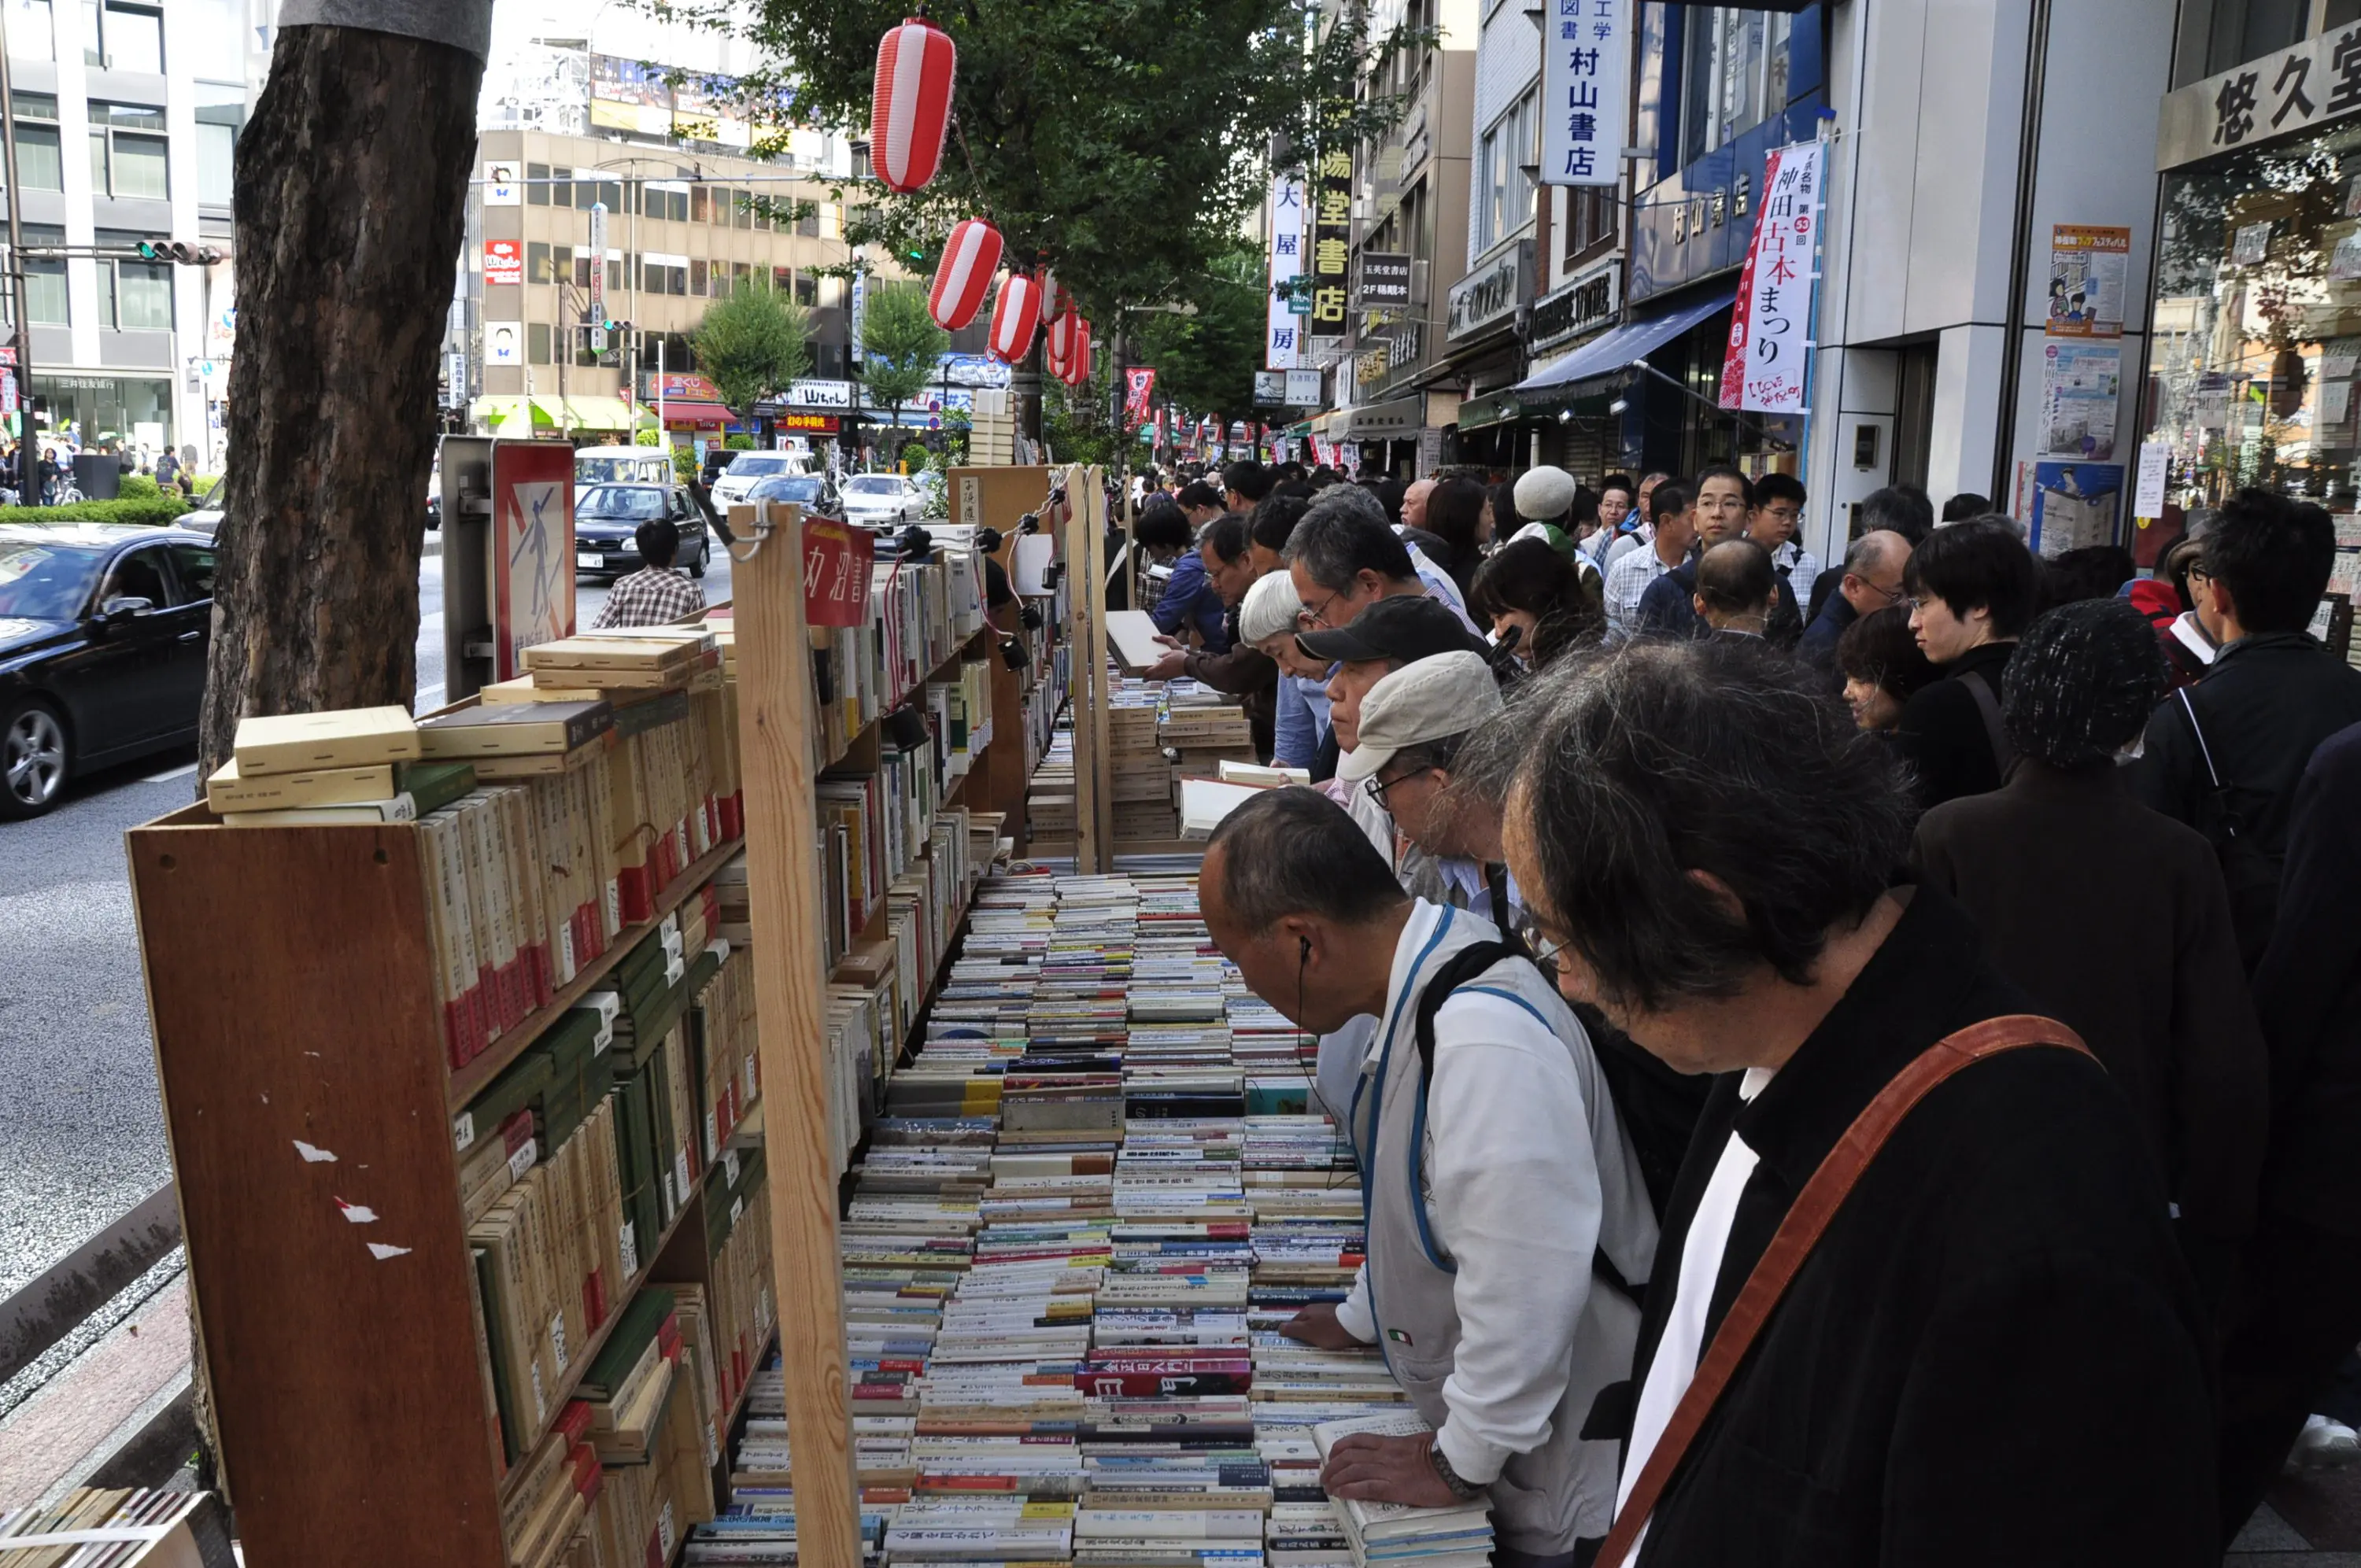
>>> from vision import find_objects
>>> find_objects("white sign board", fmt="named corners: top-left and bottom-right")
top-left (1541, 0), bottom-right (1631, 187)
top-left (2134, 441), bottom-right (2171, 519)
top-left (1284, 368), bottom-right (1322, 406)
top-left (1266, 175), bottom-right (1306, 370)
top-left (785, 378), bottom-right (855, 408)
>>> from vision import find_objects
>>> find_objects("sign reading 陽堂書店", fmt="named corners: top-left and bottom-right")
top-left (1542, 0), bottom-right (1631, 188)
top-left (1720, 142), bottom-right (1823, 415)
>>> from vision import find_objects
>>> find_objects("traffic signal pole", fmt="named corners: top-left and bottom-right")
top-left (0, 17), bottom-right (38, 505)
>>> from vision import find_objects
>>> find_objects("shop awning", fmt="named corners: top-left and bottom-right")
top-left (556, 397), bottom-right (643, 431)
top-left (1455, 389), bottom-right (1524, 432)
top-left (655, 398), bottom-right (733, 429)
top-left (472, 395), bottom-right (547, 432)
top-left (1513, 288), bottom-right (1736, 400)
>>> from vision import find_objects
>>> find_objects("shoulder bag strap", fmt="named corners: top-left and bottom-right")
top-left (1959, 669), bottom-right (2017, 778)
top-left (1592, 1013), bottom-right (2089, 1568)
top-left (2177, 686), bottom-right (2225, 791)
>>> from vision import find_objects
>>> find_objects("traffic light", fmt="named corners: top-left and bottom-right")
top-left (135, 241), bottom-right (223, 265)
top-left (599, 319), bottom-right (630, 334)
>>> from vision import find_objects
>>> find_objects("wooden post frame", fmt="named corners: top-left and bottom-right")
top-left (726, 501), bottom-right (862, 1559)
top-left (1081, 467), bottom-right (1114, 865)
top-left (1061, 466), bottom-right (1112, 873)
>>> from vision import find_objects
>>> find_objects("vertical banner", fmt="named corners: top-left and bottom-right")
top-left (586, 201), bottom-right (609, 351)
top-left (494, 441), bottom-right (576, 681)
top-left (1123, 367), bottom-right (1158, 427)
top-left (1720, 142), bottom-right (1823, 413)
top-left (1542, 0), bottom-right (1631, 186)
top-left (1310, 149), bottom-right (1353, 339)
top-left (1266, 176), bottom-right (1306, 369)
top-left (803, 518), bottom-right (877, 625)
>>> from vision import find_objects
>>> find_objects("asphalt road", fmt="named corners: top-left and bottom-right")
top-left (0, 542), bottom-right (730, 1412)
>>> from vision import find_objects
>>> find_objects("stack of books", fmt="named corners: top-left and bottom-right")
top-left (1310, 1415), bottom-right (1492, 1568)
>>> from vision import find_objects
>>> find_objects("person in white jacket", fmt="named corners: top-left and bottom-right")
top-left (1200, 787), bottom-right (1657, 1567)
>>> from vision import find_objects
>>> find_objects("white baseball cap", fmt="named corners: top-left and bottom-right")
top-left (1339, 651), bottom-right (1505, 783)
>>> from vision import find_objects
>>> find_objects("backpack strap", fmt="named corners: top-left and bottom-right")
top-left (1410, 939), bottom-right (1644, 1304)
top-left (2177, 686), bottom-right (2226, 792)
top-left (1591, 1014), bottom-right (2091, 1568)
top-left (1959, 668), bottom-right (2016, 779)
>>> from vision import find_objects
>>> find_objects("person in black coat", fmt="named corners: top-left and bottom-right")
top-left (2132, 487), bottom-right (2361, 965)
top-left (1913, 600), bottom-right (2267, 1304)
top-left (1500, 638), bottom-right (2216, 1566)
top-left (2217, 719), bottom-right (2361, 1533)
top-left (1895, 515), bottom-right (2038, 807)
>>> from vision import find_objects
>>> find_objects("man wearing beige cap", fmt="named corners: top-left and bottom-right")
top-left (1343, 651), bottom-right (1523, 928)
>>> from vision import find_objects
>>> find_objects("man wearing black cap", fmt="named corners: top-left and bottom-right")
top-left (1299, 594), bottom-right (1495, 765)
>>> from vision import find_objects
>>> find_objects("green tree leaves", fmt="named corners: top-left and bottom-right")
top-left (691, 279), bottom-right (814, 426)
top-left (860, 280), bottom-right (951, 420)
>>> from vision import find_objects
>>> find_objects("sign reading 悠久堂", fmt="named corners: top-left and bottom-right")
top-left (2156, 26), bottom-right (2361, 170)
top-left (1720, 142), bottom-right (1824, 415)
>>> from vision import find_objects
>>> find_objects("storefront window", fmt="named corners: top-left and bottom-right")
top-left (2144, 120), bottom-right (2361, 514)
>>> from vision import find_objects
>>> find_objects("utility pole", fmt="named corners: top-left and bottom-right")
top-left (0, 12), bottom-right (37, 504)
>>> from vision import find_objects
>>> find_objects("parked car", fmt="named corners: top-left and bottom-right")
top-left (574, 483), bottom-right (711, 581)
top-left (0, 524), bottom-right (218, 819)
top-left (708, 451), bottom-right (810, 507)
top-left (743, 473), bottom-right (842, 518)
top-left (575, 445), bottom-right (675, 489)
top-left (181, 478), bottom-right (225, 535)
top-left (840, 472), bottom-right (925, 527)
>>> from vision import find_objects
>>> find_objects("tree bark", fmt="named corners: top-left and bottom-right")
top-left (195, 25), bottom-right (485, 777)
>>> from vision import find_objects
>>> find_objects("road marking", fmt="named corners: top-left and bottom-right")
top-left (140, 762), bottom-right (196, 783)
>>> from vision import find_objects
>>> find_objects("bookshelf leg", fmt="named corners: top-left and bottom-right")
top-left (729, 505), bottom-right (862, 1559)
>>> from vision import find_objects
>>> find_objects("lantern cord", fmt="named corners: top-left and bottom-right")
top-left (950, 112), bottom-right (1007, 252)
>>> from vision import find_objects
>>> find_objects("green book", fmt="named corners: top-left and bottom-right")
top-left (394, 760), bottom-right (479, 817)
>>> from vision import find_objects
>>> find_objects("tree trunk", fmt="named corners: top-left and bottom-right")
top-left (195, 25), bottom-right (485, 777)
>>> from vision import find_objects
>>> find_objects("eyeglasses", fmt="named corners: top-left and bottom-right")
top-left (1362, 772), bottom-right (1409, 810)
top-left (1302, 587), bottom-right (1350, 629)
top-left (1527, 931), bottom-right (1569, 974)
top-left (1852, 577), bottom-right (1905, 607)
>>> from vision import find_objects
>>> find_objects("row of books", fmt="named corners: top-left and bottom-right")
top-left (800, 548), bottom-right (991, 766)
top-left (681, 866), bottom-right (1488, 1566)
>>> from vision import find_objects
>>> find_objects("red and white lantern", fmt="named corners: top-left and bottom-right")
top-left (1040, 271), bottom-right (1068, 323)
top-left (988, 271), bottom-right (1043, 364)
top-left (1045, 306), bottom-right (1081, 374)
top-left (869, 17), bottom-right (955, 194)
top-left (1059, 317), bottom-right (1094, 386)
top-left (929, 219), bottom-right (1002, 330)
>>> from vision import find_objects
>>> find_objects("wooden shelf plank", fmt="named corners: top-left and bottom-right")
top-left (446, 836), bottom-right (745, 1112)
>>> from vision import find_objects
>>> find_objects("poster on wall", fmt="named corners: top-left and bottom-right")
top-left (2023, 460), bottom-right (2124, 559)
top-left (1540, 0), bottom-right (1629, 187)
top-left (486, 323), bottom-right (523, 367)
top-left (484, 240), bottom-right (523, 287)
top-left (2047, 226), bottom-right (2129, 337)
top-left (493, 441), bottom-right (575, 682)
top-left (483, 160), bottom-right (520, 205)
top-left (2040, 341), bottom-right (2121, 460)
top-left (1720, 142), bottom-right (1824, 415)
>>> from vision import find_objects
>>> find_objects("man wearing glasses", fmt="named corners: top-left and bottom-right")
top-left (1284, 482), bottom-right (1482, 640)
top-left (1798, 528), bottom-right (1913, 679)
top-left (1342, 652), bottom-right (1521, 929)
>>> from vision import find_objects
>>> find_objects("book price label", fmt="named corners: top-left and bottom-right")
top-left (674, 1149), bottom-right (693, 1203)
top-left (558, 924), bottom-right (576, 983)
top-left (549, 1312), bottom-right (568, 1371)
top-left (508, 1139), bottom-right (538, 1183)
top-left (723, 1150), bottom-right (741, 1187)
top-left (659, 1502), bottom-right (677, 1559)
top-left (730, 1197), bottom-right (744, 1229)
top-left (452, 1111), bottom-right (475, 1153)
top-left (704, 1109), bottom-right (719, 1160)
top-left (619, 1220), bottom-right (639, 1277)
top-left (530, 1362), bottom-right (546, 1423)
top-left (604, 880), bottom-right (620, 934)
top-left (665, 956), bottom-right (685, 987)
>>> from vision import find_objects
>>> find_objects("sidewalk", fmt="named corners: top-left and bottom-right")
top-left (2236, 1467), bottom-right (2361, 1565)
top-left (0, 1275), bottom-right (190, 1507)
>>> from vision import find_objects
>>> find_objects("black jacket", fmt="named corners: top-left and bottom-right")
top-left (1621, 887), bottom-right (2217, 1566)
top-left (2133, 631), bottom-right (2361, 868)
top-left (1797, 591), bottom-right (1857, 680)
top-left (1912, 762), bottom-right (2268, 1247)
top-left (1894, 640), bottom-right (2016, 808)
top-left (2250, 721), bottom-right (2361, 1237)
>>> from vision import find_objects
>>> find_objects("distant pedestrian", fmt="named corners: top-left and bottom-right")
top-left (590, 518), bottom-right (705, 629)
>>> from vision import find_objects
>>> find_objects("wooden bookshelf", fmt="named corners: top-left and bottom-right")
top-left (126, 522), bottom-right (1042, 1567)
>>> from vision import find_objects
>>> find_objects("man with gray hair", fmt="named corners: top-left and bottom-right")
top-left (1343, 651), bottom-right (1520, 925)
top-left (1499, 639), bottom-right (2216, 1564)
top-left (1288, 481), bottom-right (1480, 634)
top-left (1203, 788), bottom-right (1657, 1567)
top-left (1798, 528), bottom-right (1912, 677)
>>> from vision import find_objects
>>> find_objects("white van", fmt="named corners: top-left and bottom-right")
top-left (574, 445), bottom-right (674, 488)
top-left (709, 450), bottom-right (812, 506)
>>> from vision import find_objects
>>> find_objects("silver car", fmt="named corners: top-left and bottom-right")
top-left (839, 473), bottom-right (922, 526)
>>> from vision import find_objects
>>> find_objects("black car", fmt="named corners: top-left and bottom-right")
top-left (574, 483), bottom-right (711, 582)
top-left (744, 472), bottom-right (843, 518)
top-left (0, 524), bottom-right (218, 819)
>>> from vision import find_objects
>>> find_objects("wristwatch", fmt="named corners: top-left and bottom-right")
top-left (1427, 1437), bottom-right (1483, 1501)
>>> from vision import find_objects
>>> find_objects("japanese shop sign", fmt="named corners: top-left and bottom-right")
top-left (1720, 142), bottom-right (1823, 415)
top-left (803, 518), bottom-right (875, 627)
top-left (1310, 148), bottom-right (1354, 336)
top-left (1541, 0), bottom-right (1630, 188)
top-left (2157, 24), bottom-right (2361, 170)
top-left (1266, 174), bottom-right (1306, 370)
top-left (1123, 367), bottom-right (1158, 427)
top-left (484, 240), bottom-right (523, 287)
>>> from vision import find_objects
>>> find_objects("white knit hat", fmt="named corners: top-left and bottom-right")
top-left (1513, 465), bottom-right (1576, 523)
top-left (1238, 569), bottom-right (1302, 646)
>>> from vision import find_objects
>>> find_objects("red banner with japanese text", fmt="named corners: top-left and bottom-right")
top-left (1720, 142), bottom-right (1824, 415)
top-left (803, 517), bottom-right (875, 627)
top-left (1124, 367), bottom-right (1158, 428)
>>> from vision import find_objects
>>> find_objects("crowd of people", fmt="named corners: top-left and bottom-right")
top-left (1125, 456), bottom-right (2361, 1564)
top-left (0, 433), bottom-right (195, 504)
